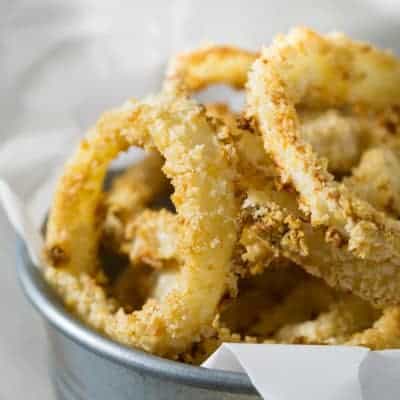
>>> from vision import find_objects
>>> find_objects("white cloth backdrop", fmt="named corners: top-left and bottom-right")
top-left (0, 1), bottom-right (399, 398)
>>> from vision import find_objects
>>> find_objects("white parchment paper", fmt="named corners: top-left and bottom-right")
top-left (2, 1), bottom-right (400, 398)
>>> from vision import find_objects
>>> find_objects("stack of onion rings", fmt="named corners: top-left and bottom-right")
top-left (43, 28), bottom-right (400, 362)
top-left (247, 28), bottom-right (400, 306)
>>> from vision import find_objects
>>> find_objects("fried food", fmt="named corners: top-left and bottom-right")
top-left (274, 295), bottom-right (380, 345)
top-left (247, 27), bottom-right (400, 306)
top-left (218, 261), bottom-right (306, 332)
top-left (205, 101), bottom-right (400, 308)
top-left (240, 183), bottom-right (400, 307)
top-left (346, 307), bottom-right (400, 349)
top-left (166, 45), bottom-right (257, 91)
top-left (45, 88), bottom-right (238, 356)
top-left (102, 152), bottom-right (170, 248)
top-left (114, 191), bottom-right (387, 353)
top-left (241, 158), bottom-right (400, 348)
top-left (171, 37), bottom-right (400, 349)
top-left (345, 145), bottom-right (400, 217)
top-left (249, 278), bottom-right (337, 337)
top-left (272, 298), bottom-right (400, 350)
top-left (300, 110), bottom-right (363, 175)
top-left (43, 28), bottom-right (400, 363)
top-left (126, 209), bottom-right (179, 269)
top-left (168, 44), bottom-right (379, 176)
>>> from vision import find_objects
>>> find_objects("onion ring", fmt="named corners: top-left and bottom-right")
top-left (119, 93), bottom-right (400, 308)
top-left (44, 33), bottom-right (400, 359)
top-left (247, 27), bottom-right (400, 306)
top-left (166, 43), bottom-right (400, 309)
top-left (252, 145), bottom-right (400, 347)
top-left (45, 88), bottom-right (238, 356)
top-left (167, 44), bottom-right (375, 175)
top-left (241, 182), bottom-right (400, 307)
top-left (166, 45), bottom-right (257, 92)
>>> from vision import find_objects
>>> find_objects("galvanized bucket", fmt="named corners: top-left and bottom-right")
top-left (16, 239), bottom-right (261, 399)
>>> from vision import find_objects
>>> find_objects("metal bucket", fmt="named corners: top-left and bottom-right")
top-left (16, 239), bottom-right (261, 400)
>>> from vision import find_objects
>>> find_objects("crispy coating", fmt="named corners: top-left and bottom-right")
top-left (103, 152), bottom-right (169, 248)
top-left (300, 110), bottom-right (363, 175)
top-left (249, 146), bottom-right (400, 347)
top-left (43, 29), bottom-right (400, 361)
top-left (247, 27), bottom-right (400, 306)
top-left (168, 43), bottom-right (373, 177)
top-left (45, 89), bottom-right (238, 356)
top-left (241, 184), bottom-right (400, 307)
top-left (166, 45), bottom-right (257, 92)
top-left (217, 261), bottom-right (307, 330)
top-left (274, 295), bottom-right (380, 345)
top-left (249, 278), bottom-right (336, 337)
top-left (243, 170), bottom-right (400, 348)
top-left (114, 173), bottom-right (392, 350)
top-left (116, 110), bottom-right (400, 308)
top-left (346, 307), bottom-right (400, 349)
top-left (209, 102), bottom-right (380, 176)
top-left (44, 266), bottom-right (118, 331)
top-left (126, 209), bottom-right (179, 269)
top-left (114, 102), bottom-right (272, 276)
top-left (345, 145), bottom-right (400, 218)
top-left (182, 263), bottom-right (310, 364)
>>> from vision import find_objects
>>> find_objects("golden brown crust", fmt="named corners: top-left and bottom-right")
top-left (300, 110), bottom-right (363, 175)
top-left (240, 185), bottom-right (400, 308)
top-left (166, 45), bottom-right (258, 92)
top-left (45, 89), bottom-right (238, 356)
top-left (249, 278), bottom-right (337, 337)
top-left (126, 209), bottom-right (179, 269)
top-left (44, 28), bottom-right (400, 361)
top-left (111, 107), bottom-right (400, 309)
top-left (345, 145), bottom-right (400, 218)
top-left (247, 27), bottom-right (400, 306)
top-left (346, 307), bottom-right (400, 349)
top-left (102, 152), bottom-right (169, 249)
top-left (274, 295), bottom-right (380, 345)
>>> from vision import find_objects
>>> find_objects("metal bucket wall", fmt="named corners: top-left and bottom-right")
top-left (17, 240), bottom-right (260, 400)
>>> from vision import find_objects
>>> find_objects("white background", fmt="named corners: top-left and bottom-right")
top-left (1, 1), bottom-right (399, 398)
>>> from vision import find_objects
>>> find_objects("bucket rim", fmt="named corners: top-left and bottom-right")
top-left (16, 237), bottom-right (256, 395)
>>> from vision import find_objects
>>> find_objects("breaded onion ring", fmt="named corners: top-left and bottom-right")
top-left (247, 27), bottom-right (400, 306)
top-left (254, 144), bottom-right (400, 347)
top-left (45, 89), bottom-right (238, 356)
top-left (114, 107), bottom-right (400, 308)
top-left (241, 183), bottom-right (400, 307)
top-left (166, 45), bottom-right (257, 92)
top-left (166, 46), bottom-right (400, 305)
top-left (277, 145), bottom-right (400, 348)
top-left (167, 44), bottom-right (388, 177)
